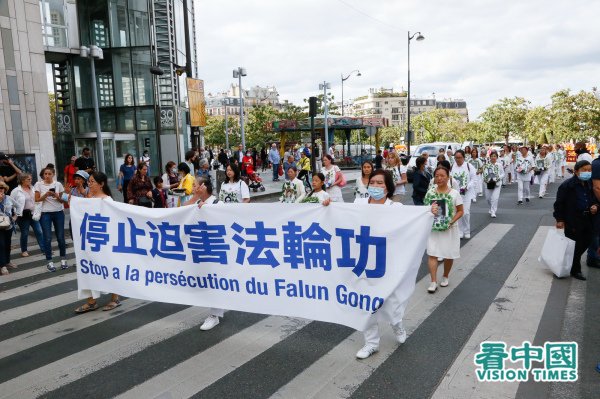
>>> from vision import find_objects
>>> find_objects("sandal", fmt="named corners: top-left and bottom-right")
top-left (75, 302), bottom-right (99, 314)
top-left (102, 300), bottom-right (121, 311)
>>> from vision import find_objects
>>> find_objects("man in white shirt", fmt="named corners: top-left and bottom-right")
top-left (328, 143), bottom-right (335, 159)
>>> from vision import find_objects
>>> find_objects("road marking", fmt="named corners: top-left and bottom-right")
top-left (0, 299), bottom-right (148, 360)
top-left (0, 307), bottom-right (209, 399)
top-left (269, 223), bottom-right (514, 399)
top-left (0, 292), bottom-right (78, 326)
top-left (1, 248), bottom-right (76, 283)
top-left (114, 316), bottom-right (311, 399)
top-left (430, 226), bottom-right (551, 399)
top-left (0, 273), bottom-right (77, 300)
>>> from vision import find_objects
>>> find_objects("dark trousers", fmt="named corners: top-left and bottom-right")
top-left (40, 211), bottom-right (66, 260)
top-left (122, 180), bottom-right (131, 203)
top-left (412, 196), bottom-right (425, 205)
top-left (298, 170), bottom-right (310, 187)
top-left (571, 218), bottom-right (593, 275)
top-left (16, 214), bottom-right (45, 253)
top-left (0, 228), bottom-right (12, 266)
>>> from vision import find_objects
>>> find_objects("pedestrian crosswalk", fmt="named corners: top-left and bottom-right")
top-left (0, 193), bottom-right (597, 398)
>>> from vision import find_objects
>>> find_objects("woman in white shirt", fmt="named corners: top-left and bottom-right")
top-left (201, 164), bottom-right (249, 331)
top-left (483, 151), bottom-right (505, 218)
top-left (450, 150), bottom-right (476, 239)
top-left (299, 173), bottom-right (330, 204)
top-left (515, 146), bottom-right (534, 204)
top-left (11, 173), bottom-right (44, 257)
top-left (353, 169), bottom-right (438, 359)
top-left (75, 172), bottom-right (122, 313)
top-left (425, 166), bottom-right (464, 293)
top-left (534, 146), bottom-right (552, 198)
top-left (279, 166), bottom-right (306, 203)
top-left (385, 152), bottom-right (407, 202)
top-left (218, 164), bottom-right (250, 204)
top-left (354, 161), bottom-right (373, 200)
top-left (34, 165), bottom-right (68, 272)
top-left (322, 155), bottom-right (345, 203)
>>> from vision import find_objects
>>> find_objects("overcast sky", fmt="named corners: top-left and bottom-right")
top-left (195, 0), bottom-right (600, 119)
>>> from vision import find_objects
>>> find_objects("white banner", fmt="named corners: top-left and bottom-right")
top-left (70, 198), bottom-right (433, 330)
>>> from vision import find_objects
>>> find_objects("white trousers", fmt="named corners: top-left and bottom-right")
top-left (210, 308), bottom-right (225, 317)
top-left (555, 163), bottom-right (563, 177)
top-left (538, 172), bottom-right (550, 196)
top-left (459, 191), bottom-right (472, 236)
top-left (475, 175), bottom-right (483, 195)
top-left (503, 168), bottom-right (511, 185)
top-left (362, 290), bottom-right (404, 347)
top-left (517, 177), bottom-right (531, 201)
top-left (485, 186), bottom-right (502, 215)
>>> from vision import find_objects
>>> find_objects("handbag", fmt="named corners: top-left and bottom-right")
top-left (336, 170), bottom-right (347, 187)
top-left (278, 164), bottom-right (283, 176)
top-left (486, 180), bottom-right (497, 190)
top-left (0, 203), bottom-right (10, 230)
top-left (538, 228), bottom-right (575, 278)
top-left (137, 196), bottom-right (153, 208)
top-left (32, 202), bottom-right (42, 221)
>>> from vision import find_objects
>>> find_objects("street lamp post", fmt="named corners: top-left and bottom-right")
top-left (223, 98), bottom-right (230, 150)
top-left (233, 67), bottom-right (247, 150)
top-left (407, 31), bottom-right (424, 156)
top-left (319, 81), bottom-right (331, 157)
top-left (341, 69), bottom-right (361, 116)
top-left (80, 45), bottom-right (105, 173)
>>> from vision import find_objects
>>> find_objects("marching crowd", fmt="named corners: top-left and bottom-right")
top-left (1, 140), bottom-right (596, 361)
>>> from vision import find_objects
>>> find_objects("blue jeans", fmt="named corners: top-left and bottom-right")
top-left (272, 163), bottom-right (279, 181)
top-left (40, 211), bottom-right (66, 260)
top-left (17, 215), bottom-right (45, 253)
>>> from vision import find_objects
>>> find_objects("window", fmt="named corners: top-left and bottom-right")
top-left (392, 107), bottom-right (399, 114)
top-left (136, 107), bottom-right (155, 130)
top-left (132, 49), bottom-right (153, 105)
top-left (40, 0), bottom-right (68, 47)
top-left (116, 108), bottom-right (135, 131)
top-left (392, 115), bottom-right (399, 120)
top-left (78, 0), bottom-right (109, 47)
top-left (109, 0), bottom-right (129, 47)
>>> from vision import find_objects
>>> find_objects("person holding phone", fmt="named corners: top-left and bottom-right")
top-left (34, 165), bottom-right (67, 272)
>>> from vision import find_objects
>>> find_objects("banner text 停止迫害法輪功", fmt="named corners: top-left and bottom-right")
top-left (70, 198), bottom-right (433, 331)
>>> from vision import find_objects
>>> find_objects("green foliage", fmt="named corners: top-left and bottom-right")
top-left (411, 108), bottom-right (466, 143)
top-left (549, 89), bottom-right (600, 142)
top-left (524, 106), bottom-right (553, 144)
top-left (479, 97), bottom-right (529, 144)
top-left (245, 104), bottom-right (280, 148)
top-left (49, 93), bottom-right (57, 139)
top-left (378, 125), bottom-right (404, 147)
top-left (203, 116), bottom-right (240, 148)
top-left (302, 93), bottom-right (339, 115)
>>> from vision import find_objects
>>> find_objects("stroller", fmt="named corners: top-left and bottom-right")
top-left (245, 164), bottom-right (266, 192)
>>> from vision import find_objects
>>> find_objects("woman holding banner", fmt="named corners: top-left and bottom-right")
top-left (75, 172), bottom-right (122, 313)
top-left (199, 165), bottom-right (250, 331)
top-left (299, 173), bottom-right (330, 204)
top-left (352, 169), bottom-right (439, 359)
top-left (424, 166), bottom-right (464, 293)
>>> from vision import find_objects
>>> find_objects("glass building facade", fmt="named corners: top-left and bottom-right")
top-left (44, 0), bottom-right (197, 179)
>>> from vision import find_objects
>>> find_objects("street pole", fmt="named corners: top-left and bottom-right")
top-left (340, 70), bottom-right (360, 117)
top-left (407, 32), bottom-right (424, 157)
top-left (321, 82), bottom-right (330, 157)
top-left (239, 74), bottom-right (245, 150)
top-left (88, 48), bottom-right (105, 173)
top-left (224, 99), bottom-right (229, 150)
top-left (407, 32), bottom-right (411, 156)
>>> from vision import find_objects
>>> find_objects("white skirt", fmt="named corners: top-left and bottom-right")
top-left (327, 186), bottom-right (344, 202)
top-left (426, 225), bottom-right (461, 259)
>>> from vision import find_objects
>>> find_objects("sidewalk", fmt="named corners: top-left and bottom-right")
top-left (108, 168), bottom-right (362, 203)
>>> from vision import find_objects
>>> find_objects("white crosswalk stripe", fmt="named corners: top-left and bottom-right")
top-left (0, 186), bottom-right (587, 399)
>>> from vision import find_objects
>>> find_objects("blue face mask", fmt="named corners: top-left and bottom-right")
top-left (579, 171), bottom-right (592, 181)
top-left (368, 186), bottom-right (386, 200)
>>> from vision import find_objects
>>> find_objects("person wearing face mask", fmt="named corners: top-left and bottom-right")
top-left (351, 169), bottom-right (438, 359)
top-left (553, 160), bottom-right (597, 280)
top-left (241, 150), bottom-right (254, 177)
top-left (161, 161), bottom-right (181, 191)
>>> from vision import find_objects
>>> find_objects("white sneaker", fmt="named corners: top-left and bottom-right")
top-left (478, 193), bottom-right (483, 197)
top-left (356, 344), bottom-right (379, 359)
top-left (440, 277), bottom-right (449, 287)
top-left (459, 232), bottom-right (464, 239)
top-left (491, 213), bottom-right (497, 218)
top-left (200, 315), bottom-right (220, 331)
top-left (392, 323), bottom-right (407, 344)
top-left (427, 282), bottom-right (437, 293)
top-left (472, 198), bottom-right (477, 203)
top-left (60, 259), bottom-right (69, 270)
top-left (464, 233), bottom-right (471, 239)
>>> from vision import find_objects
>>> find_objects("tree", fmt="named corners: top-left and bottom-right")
top-left (378, 125), bottom-right (404, 147)
top-left (49, 93), bottom-right (57, 139)
top-left (245, 104), bottom-right (280, 149)
top-left (279, 102), bottom-right (306, 121)
top-left (302, 93), bottom-right (339, 115)
top-left (524, 106), bottom-right (553, 144)
top-left (410, 108), bottom-right (465, 143)
top-left (550, 89), bottom-right (600, 142)
top-left (203, 115), bottom-right (240, 148)
top-left (479, 97), bottom-right (530, 144)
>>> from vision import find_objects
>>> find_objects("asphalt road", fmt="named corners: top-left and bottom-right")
top-left (1, 176), bottom-right (599, 399)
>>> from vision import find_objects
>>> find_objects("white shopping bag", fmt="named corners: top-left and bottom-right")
top-left (538, 228), bottom-right (575, 278)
